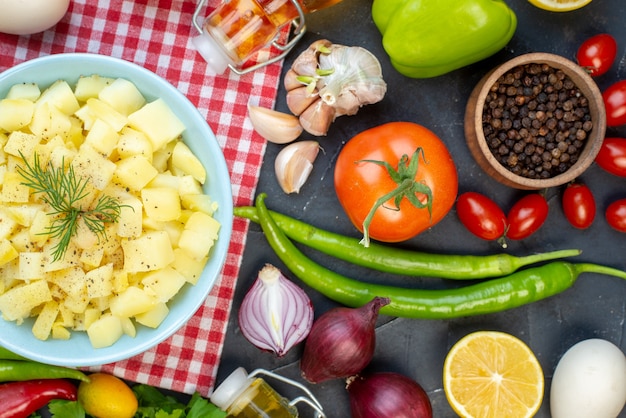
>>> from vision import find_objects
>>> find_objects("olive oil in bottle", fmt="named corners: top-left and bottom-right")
top-left (211, 368), bottom-right (298, 417)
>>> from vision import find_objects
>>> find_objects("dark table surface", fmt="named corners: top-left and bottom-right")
top-left (215, 0), bottom-right (626, 416)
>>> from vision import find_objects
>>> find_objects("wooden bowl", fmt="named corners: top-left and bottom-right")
top-left (465, 52), bottom-right (606, 190)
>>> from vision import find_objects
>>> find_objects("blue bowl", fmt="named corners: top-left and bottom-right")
top-left (0, 53), bottom-right (233, 366)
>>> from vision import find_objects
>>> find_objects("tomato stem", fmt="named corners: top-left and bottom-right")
top-left (357, 148), bottom-right (433, 246)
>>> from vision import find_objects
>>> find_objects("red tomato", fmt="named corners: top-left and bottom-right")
top-left (606, 199), bottom-right (626, 232)
top-left (334, 122), bottom-right (458, 243)
top-left (506, 194), bottom-right (549, 240)
top-left (456, 192), bottom-right (506, 241)
top-left (562, 183), bottom-right (596, 229)
top-left (576, 33), bottom-right (617, 77)
top-left (603, 80), bottom-right (626, 127)
top-left (596, 137), bottom-right (626, 177)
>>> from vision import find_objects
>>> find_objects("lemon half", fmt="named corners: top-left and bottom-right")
top-left (443, 331), bottom-right (544, 418)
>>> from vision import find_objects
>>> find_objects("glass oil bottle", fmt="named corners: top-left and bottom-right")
top-left (192, 0), bottom-right (343, 75)
top-left (210, 367), bottom-right (325, 417)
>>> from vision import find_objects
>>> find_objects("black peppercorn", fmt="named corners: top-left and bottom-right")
top-left (482, 63), bottom-right (593, 180)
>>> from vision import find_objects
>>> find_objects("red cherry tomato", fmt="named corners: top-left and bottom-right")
top-left (603, 80), bottom-right (626, 127)
top-left (506, 194), bottom-right (549, 240)
top-left (596, 137), bottom-right (626, 177)
top-left (456, 192), bottom-right (506, 241)
top-left (576, 33), bottom-right (617, 77)
top-left (606, 198), bottom-right (626, 232)
top-left (562, 183), bottom-right (596, 229)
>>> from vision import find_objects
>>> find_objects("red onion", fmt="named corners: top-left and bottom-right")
top-left (238, 264), bottom-right (314, 356)
top-left (347, 372), bottom-right (433, 418)
top-left (299, 296), bottom-right (390, 383)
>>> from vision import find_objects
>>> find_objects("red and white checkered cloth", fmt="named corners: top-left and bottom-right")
top-left (0, 0), bottom-right (283, 395)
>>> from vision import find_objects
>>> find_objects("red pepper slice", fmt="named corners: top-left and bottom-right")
top-left (0, 379), bottom-right (77, 418)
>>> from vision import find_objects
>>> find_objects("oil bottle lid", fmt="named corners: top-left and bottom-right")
top-left (192, 30), bottom-right (234, 76)
top-left (210, 367), bottom-right (252, 409)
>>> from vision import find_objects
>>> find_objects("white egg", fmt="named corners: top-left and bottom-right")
top-left (0, 0), bottom-right (70, 35)
top-left (550, 338), bottom-right (626, 418)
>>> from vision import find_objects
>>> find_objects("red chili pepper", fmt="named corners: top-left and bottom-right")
top-left (0, 379), bottom-right (77, 418)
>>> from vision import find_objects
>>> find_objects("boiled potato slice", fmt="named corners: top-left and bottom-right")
top-left (36, 80), bottom-right (80, 115)
top-left (86, 98), bottom-right (128, 132)
top-left (18, 252), bottom-right (45, 280)
top-left (113, 155), bottom-right (158, 191)
top-left (135, 302), bottom-right (168, 328)
top-left (178, 211), bottom-right (220, 259)
top-left (121, 231), bottom-right (175, 273)
top-left (0, 239), bottom-right (18, 267)
top-left (116, 127), bottom-right (153, 161)
top-left (98, 78), bottom-right (146, 116)
top-left (0, 280), bottom-right (52, 321)
top-left (6, 82), bottom-right (41, 101)
top-left (141, 187), bottom-right (181, 222)
top-left (141, 266), bottom-right (186, 302)
top-left (4, 131), bottom-right (39, 159)
top-left (71, 144), bottom-right (117, 190)
top-left (85, 263), bottom-right (114, 299)
top-left (84, 118), bottom-right (119, 156)
top-left (109, 286), bottom-right (157, 317)
top-left (172, 248), bottom-right (208, 285)
top-left (127, 98), bottom-right (185, 151)
top-left (171, 141), bottom-right (206, 184)
top-left (74, 74), bottom-right (115, 102)
top-left (32, 300), bottom-right (59, 341)
top-left (0, 99), bottom-right (35, 132)
top-left (116, 195), bottom-right (143, 239)
top-left (87, 314), bottom-right (124, 348)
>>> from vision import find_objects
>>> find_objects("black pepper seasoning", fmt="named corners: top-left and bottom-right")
top-left (482, 63), bottom-right (593, 179)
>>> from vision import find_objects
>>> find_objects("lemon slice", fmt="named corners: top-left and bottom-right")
top-left (528, 0), bottom-right (592, 12)
top-left (443, 331), bottom-right (544, 418)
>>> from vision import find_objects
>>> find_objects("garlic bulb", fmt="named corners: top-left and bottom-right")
top-left (318, 45), bottom-right (387, 117)
top-left (274, 140), bottom-right (320, 194)
top-left (285, 40), bottom-right (387, 136)
top-left (238, 264), bottom-right (314, 357)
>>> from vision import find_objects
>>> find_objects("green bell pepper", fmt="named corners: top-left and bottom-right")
top-left (372, 0), bottom-right (517, 78)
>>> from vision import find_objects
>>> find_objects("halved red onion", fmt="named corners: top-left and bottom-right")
top-left (238, 264), bottom-right (314, 357)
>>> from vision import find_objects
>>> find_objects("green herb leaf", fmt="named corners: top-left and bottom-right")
top-left (187, 393), bottom-right (226, 418)
top-left (48, 399), bottom-right (86, 418)
top-left (16, 152), bottom-right (126, 262)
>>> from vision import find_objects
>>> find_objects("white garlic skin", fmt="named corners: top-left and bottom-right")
top-left (550, 338), bottom-right (626, 418)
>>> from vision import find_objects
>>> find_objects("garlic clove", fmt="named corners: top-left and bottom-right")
top-left (275, 140), bottom-right (320, 194)
top-left (247, 104), bottom-right (303, 144)
top-left (286, 85), bottom-right (319, 116)
top-left (291, 39), bottom-right (332, 77)
top-left (284, 69), bottom-right (303, 91)
top-left (299, 99), bottom-right (335, 136)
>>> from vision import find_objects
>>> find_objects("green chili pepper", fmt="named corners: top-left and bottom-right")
top-left (255, 193), bottom-right (626, 319)
top-left (0, 360), bottom-right (89, 383)
top-left (234, 206), bottom-right (580, 280)
top-left (0, 346), bottom-right (26, 361)
top-left (371, 0), bottom-right (517, 78)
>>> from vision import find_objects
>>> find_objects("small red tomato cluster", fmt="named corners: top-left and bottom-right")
top-left (456, 191), bottom-right (549, 246)
top-left (575, 34), bottom-right (626, 233)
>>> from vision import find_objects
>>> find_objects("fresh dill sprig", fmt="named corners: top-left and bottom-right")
top-left (16, 152), bottom-right (125, 262)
